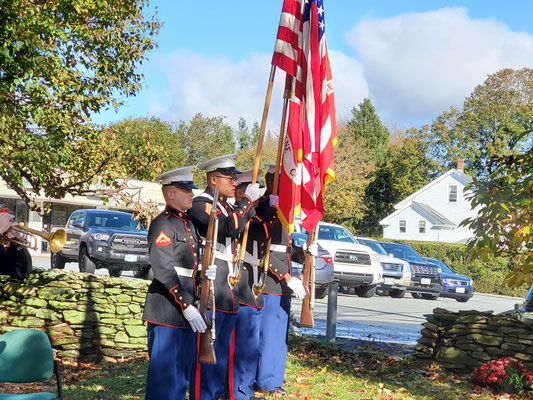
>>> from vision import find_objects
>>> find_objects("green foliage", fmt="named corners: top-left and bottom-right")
top-left (323, 125), bottom-right (376, 228)
top-left (357, 128), bottom-right (440, 236)
top-left (108, 117), bottom-right (185, 181)
top-left (461, 144), bottom-right (533, 289)
top-left (0, 0), bottom-right (161, 213)
top-left (346, 98), bottom-right (390, 166)
top-left (235, 117), bottom-right (254, 151)
top-left (429, 68), bottom-right (533, 178)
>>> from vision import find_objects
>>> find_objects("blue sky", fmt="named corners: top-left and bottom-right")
top-left (93, 1), bottom-right (533, 131)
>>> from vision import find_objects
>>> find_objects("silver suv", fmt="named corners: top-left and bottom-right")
top-left (354, 237), bottom-right (411, 298)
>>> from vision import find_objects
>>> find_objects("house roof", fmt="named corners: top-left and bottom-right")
top-left (379, 168), bottom-right (472, 227)
top-left (394, 169), bottom-right (472, 210)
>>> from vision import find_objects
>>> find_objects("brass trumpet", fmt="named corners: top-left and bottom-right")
top-left (1, 225), bottom-right (67, 253)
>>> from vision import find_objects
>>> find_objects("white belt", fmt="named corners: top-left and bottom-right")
top-left (174, 266), bottom-right (195, 278)
top-left (214, 247), bottom-right (234, 262)
top-left (244, 251), bottom-right (260, 266)
top-left (270, 244), bottom-right (288, 253)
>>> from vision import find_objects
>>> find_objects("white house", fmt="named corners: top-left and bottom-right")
top-left (379, 160), bottom-right (478, 244)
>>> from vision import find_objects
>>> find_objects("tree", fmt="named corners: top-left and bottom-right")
top-left (357, 127), bottom-right (440, 236)
top-left (429, 68), bottom-right (533, 178)
top-left (235, 117), bottom-right (254, 150)
top-left (322, 124), bottom-right (376, 228)
top-left (461, 143), bottom-right (533, 288)
top-left (0, 0), bottom-right (161, 212)
top-left (346, 99), bottom-right (390, 166)
top-left (110, 117), bottom-right (185, 181)
top-left (175, 114), bottom-right (236, 186)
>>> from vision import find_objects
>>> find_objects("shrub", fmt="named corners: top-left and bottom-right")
top-left (473, 358), bottom-right (533, 394)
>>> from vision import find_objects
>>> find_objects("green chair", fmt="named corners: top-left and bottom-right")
top-left (0, 329), bottom-right (63, 400)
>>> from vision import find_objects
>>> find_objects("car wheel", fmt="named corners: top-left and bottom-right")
top-left (315, 286), bottom-right (328, 299)
top-left (109, 269), bottom-right (122, 277)
top-left (421, 293), bottom-right (439, 300)
top-left (376, 289), bottom-right (389, 296)
top-left (390, 288), bottom-right (406, 298)
top-left (356, 285), bottom-right (377, 298)
top-left (50, 252), bottom-right (66, 269)
top-left (79, 247), bottom-right (96, 274)
top-left (456, 297), bottom-right (469, 303)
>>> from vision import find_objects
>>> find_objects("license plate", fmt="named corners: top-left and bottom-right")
top-left (421, 278), bottom-right (431, 285)
top-left (124, 254), bottom-right (137, 262)
top-left (455, 287), bottom-right (465, 293)
top-left (384, 278), bottom-right (394, 285)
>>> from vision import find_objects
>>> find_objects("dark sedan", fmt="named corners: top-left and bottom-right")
top-left (423, 257), bottom-right (474, 302)
top-left (291, 232), bottom-right (334, 299)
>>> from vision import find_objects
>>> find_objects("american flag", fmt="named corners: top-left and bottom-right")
top-left (273, 0), bottom-right (336, 233)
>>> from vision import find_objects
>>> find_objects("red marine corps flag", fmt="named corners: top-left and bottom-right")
top-left (273, 0), bottom-right (336, 233)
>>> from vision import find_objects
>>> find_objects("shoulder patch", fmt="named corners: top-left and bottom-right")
top-left (155, 230), bottom-right (172, 247)
top-left (204, 203), bottom-right (212, 215)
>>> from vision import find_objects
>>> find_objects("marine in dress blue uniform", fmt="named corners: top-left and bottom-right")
top-left (255, 164), bottom-right (306, 395)
top-left (227, 170), bottom-right (268, 400)
top-left (142, 166), bottom-right (206, 400)
top-left (188, 155), bottom-right (261, 400)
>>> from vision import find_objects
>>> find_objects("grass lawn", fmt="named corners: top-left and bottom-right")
top-left (1, 335), bottom-right (532, 399)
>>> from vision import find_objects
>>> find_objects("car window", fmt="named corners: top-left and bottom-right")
top-left (67, 213), bottom-right (79, 228)
top-left (318, 225), bottom-right (356, 243)
top-left (86, 213), bottom-right (145, 231)
top-left (357, 239), bottom-right (387, 255)
top-left (380, 243), bottom-right (424, 262)
top-left (426, 258), bottom-right (453, 273)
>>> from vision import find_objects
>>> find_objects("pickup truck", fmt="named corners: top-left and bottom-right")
top-left (294, 221), bottom-right (383, 298)
top-left (50, 209), bottom-right (151, 278)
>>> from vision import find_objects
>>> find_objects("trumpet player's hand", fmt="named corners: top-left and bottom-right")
top-left (0, 213), bottom-right (17, 236)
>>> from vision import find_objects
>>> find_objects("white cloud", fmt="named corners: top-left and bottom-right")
top-left (347, 7), bottom-right (533, 127)
top-left (147, 49), bottom-right (367, 132)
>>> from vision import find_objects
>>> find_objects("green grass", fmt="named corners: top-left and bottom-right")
top-left (3, 336), bottom-right (533, 399)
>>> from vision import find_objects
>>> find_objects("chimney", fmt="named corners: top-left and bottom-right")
top-left (457, 159), bottom-right (464, 171)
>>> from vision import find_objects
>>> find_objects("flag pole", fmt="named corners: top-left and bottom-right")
top-left (253, 74), bottom-right (292, 297)
top-left (235, 65), bottom-right (277, 286)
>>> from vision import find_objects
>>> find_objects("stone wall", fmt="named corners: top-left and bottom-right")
top-left (414, 307), bottom-right (533, 372)
top-left (0, 269), bottom-right (149, 365)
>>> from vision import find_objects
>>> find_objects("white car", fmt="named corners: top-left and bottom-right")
top-left (354, 237), bottom-right (411, 298)
top-left (294, 221), bottom-right (383, 298)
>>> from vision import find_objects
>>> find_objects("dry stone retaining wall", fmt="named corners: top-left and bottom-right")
top-left (415, 307), bottom-right (533, 372)
top-left (0, 269), bottom-right (149, 365)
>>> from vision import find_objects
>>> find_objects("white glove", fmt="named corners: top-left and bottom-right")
top-left (287, 277), bottom-right (306, 300)
top-left (269, 194), bottom-right (279, 209)
top-left (244, 183), bottom-right (261, 202)
top-left (183, 305), bottom-right (207, 333)
top-left (205, 264), bottom-right (217, 280)
top-left (303, 242), bottom-right (319, 257)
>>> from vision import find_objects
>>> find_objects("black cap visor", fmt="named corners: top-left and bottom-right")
top-left (214, 167), bottom-right (242, 174)
top-left (165, 181), bottom-right (198, 189)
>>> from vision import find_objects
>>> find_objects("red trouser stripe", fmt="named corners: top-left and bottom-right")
top-left (195, 332), bottom-right (201, 400)
top-left (228, 327), bottom-right (236, 400)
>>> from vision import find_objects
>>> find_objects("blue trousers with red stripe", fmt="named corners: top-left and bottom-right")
top-left (145, 323), bottom-right (196, 400)
top-left (228, 305), bottom-right (263, 400)
top-left (190, 311), bottom-right (238, 400)
top-left (256, 294), bottom-right (291, 391)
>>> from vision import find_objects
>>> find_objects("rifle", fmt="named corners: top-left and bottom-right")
top-left (300, 226), bottom-right (317, 328)
top-left (198, 188), bottom-right (219, 364)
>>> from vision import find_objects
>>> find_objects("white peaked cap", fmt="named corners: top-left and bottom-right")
top-left (237, 169), bottom-right (262, 185)
top-left (198, 154), bottom-right (241, 174)
top-left (265, 163), bottom-right (278, 174)
top-left (156, 165), bottom-right (198, 188)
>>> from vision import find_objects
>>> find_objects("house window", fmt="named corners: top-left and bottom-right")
top-left (399, 220), bottom-right (407, 234)
top-left (449, 185), bottom-right (457, 203)
top-left (419, 220), bottom-right (426, 234)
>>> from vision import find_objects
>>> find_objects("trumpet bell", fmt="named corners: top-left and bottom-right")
top-left (48, 229), bottom-right (67, 253)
